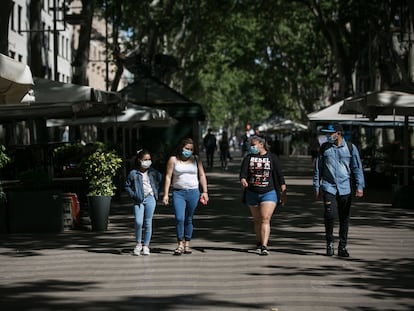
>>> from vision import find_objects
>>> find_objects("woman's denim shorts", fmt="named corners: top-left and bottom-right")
top-left (245, 189), bottom-right (277, 206)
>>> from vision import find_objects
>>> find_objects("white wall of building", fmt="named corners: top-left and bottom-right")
top-left (7, 0), bottom-right (30, 63)
top-left (8, 0), bottom-right (130, 89)
top-left (8, 0), bottom-right (73, 82)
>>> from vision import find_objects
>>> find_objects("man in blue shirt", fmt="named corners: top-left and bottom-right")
top-left (313, 123), bottom-right (365, 257)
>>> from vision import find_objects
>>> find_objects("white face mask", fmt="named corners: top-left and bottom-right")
top-left (141, 160), bottom-right (152, 169)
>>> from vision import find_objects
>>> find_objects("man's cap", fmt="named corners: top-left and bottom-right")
top-left (320, 123), bottom-right (343, 133)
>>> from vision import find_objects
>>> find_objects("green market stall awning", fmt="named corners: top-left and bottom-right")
top-left (47, 103), bottom-right (177, 128)
top-left (308, 99), bottom-right (414, 126)
top-left (120, 77), bottom-right (205, 120)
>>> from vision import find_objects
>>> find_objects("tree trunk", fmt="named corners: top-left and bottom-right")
top-left (326, 25), bottom-right (354, 97)
top-left (110, 0), bottom-right (123, 91)
top-left (29, 0), bottom-right (44, 77)
top-left (72, 0), bottom-right (96, 85)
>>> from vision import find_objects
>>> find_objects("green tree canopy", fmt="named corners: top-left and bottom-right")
top-left (2, 0), bottom-right (410, 128)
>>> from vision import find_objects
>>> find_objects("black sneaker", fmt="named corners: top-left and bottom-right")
top-left (260, 246), bottom-right (269, 256)
top-left (338, 247), bottom-right (349, 257)
top-left (326, 243), bottom-right (334, 256)
top-left (255, 242), bottom-right (262, 253)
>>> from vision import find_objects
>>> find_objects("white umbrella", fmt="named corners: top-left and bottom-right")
top-left (258, 116), bottom-right (308, 133)
top-left (0, 53), bottom-right (34, 105)
top-left (273, 119), bottom-right (308, 132)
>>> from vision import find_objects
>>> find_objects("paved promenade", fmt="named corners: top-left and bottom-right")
top-left (1, 155), bottom-right (413, 311)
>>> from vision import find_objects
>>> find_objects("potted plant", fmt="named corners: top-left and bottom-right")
top-left (0, 145), bottom-right (11, 233)
top-left (0, 145), bottom-right (10, 198)
top-left (83, 146), bottom-right (122, 231)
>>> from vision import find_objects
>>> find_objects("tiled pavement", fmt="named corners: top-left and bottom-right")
top-left (0, 155), bottom-right (413, 311)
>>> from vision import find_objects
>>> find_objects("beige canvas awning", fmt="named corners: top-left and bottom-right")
top-left (0, 77), bottom-right (124, 121)
top-left (0, 53), bottom-right (34, 105)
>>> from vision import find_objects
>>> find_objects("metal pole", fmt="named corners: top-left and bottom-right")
top-left (403, 115), bottom-right (409, 185)
top-left (105, 0), bottom-right (109, 91)
top-left (53, 0), bottom-right (58, 80)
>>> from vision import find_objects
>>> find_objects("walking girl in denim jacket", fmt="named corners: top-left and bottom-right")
top-left (125, 149), bottom-right (162, 256)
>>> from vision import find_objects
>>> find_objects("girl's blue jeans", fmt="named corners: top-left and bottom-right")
top-left (133, 195), bottom-right (156, 246)
top-left (172, 188), bottom-right (199, 241)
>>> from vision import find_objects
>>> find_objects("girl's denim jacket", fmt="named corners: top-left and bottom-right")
top-left (125, 168), bottom-right (163, 204)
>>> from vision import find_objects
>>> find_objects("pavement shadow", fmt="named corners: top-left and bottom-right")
top-left (0, 155), bottom-right (407, 255)
top-left (0, 279), bottom-right (269, 311)
top-left (1, 155), bottom-right (413, 311)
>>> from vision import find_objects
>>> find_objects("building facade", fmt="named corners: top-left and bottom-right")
top-left (8, 0), bottom-right (73, 82)
top-left (7, 0), bottom-right (129, 89)
top-left (5, 0), bottom-right (130, 145)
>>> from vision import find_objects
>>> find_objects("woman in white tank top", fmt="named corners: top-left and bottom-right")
top-left (163, 138), bottom-right (209, 255)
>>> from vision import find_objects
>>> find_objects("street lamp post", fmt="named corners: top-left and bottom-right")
top-left (105, 0), bottom-right (109, 91)
top-left (53, 0), bottom-right (58, 81)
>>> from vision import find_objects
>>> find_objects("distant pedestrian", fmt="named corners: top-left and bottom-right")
top-left (125, 149), bottom-right (163, 256)
top-left (230, 135), bottom-right (238, 151)
top-left (313, 123), bottom-right (365, 257)
top-left (240, 123), bottom-right (254, 157)
top-left (309, 133), bottom-right (320, 167)
top-left (240, 135), bottom-right (287, 256)
top-left (163, 138), bottom-right (209, 255)
top-left (62, 126), bottom-right (69, 142)
top-left (219, 131), bottom-right (231, 170)
top-left (203, 128), bottom-right (217, 168)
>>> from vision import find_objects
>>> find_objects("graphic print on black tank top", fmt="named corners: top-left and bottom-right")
top-left (248, 156), bottom-right (271, 188)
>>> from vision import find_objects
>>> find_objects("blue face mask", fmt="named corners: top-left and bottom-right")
top-left (250, 145), bottom-right (259, 154)
top-left (327, 134), bottom-right (336, 144)
top-left (182, 149), bottom-right (193, 158)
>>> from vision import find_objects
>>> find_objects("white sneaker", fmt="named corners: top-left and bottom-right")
top-left (260, 246), bottom-right (269, 256)
top-left (142, 245), bottom-right (150, 256)
top-left (133, 244), bottom-right (142, 256)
